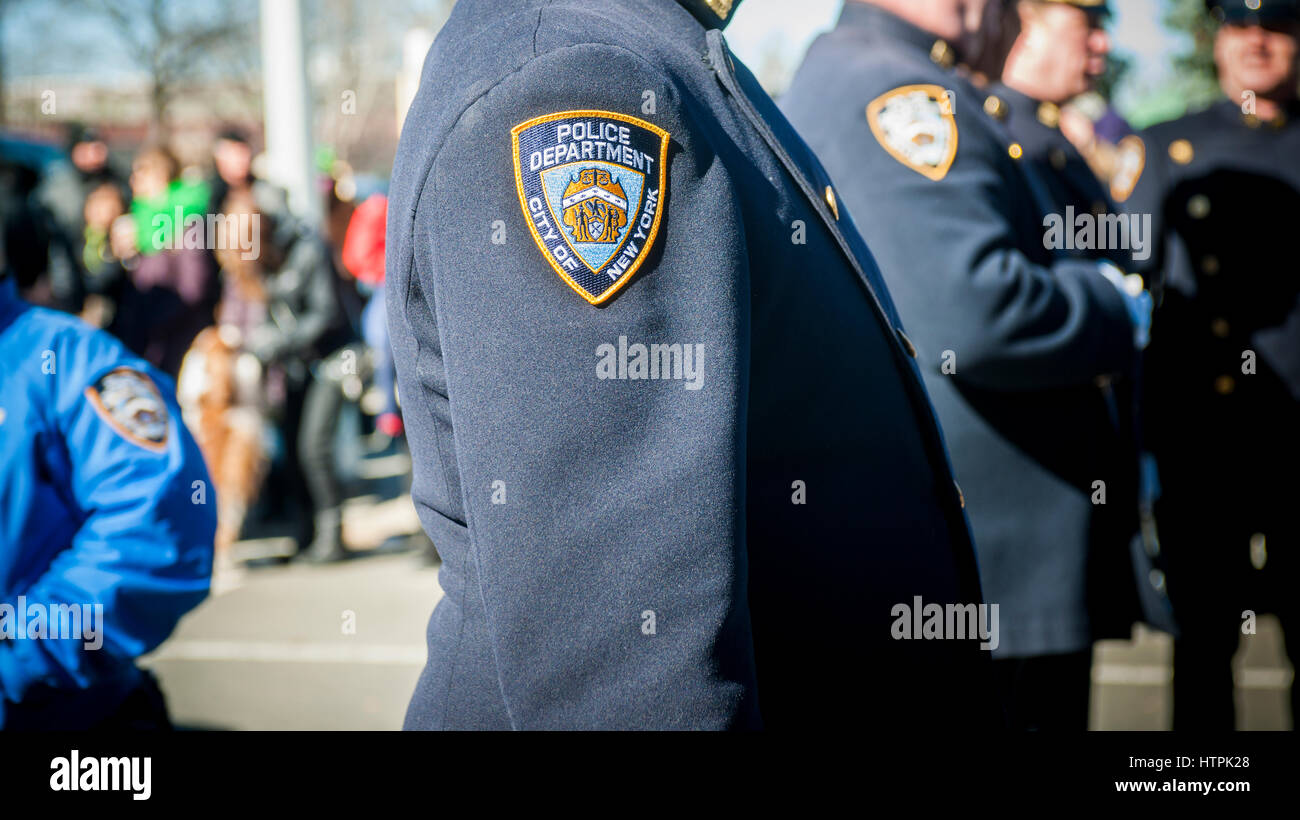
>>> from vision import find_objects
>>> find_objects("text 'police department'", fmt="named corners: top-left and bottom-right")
top-left (527, 121), bottom-right (658, 175)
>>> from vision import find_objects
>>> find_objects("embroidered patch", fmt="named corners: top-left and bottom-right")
top-left (512, 110), bottom-right (669, 304)
top-left (866, 85), bottom-right (959, 181)
top-left (85, 367), bottom-right (169, 451)
top-left (1110, 134), bottom-right (1146, 203)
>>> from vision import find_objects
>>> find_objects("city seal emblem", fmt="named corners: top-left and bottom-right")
top-left (866, 84), bottom-right (959, 182)
top-left (85, 367), bottom-right (169, 451)
top-left (512, 110), bottom-right (669, 304)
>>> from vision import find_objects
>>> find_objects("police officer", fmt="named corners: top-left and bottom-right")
top-left (784, 0), bottom-right (1155, 730)
top-left (989, 0), bottom-right (1181, 646)
top-left (0, 198), bottom-right (216, 729)
top-left (986, 0), bottom-right (1131, 267)
top-left (1120, 0), bottom-right (1300, 730)
top-left (389, 0), bottom-right (997, 729)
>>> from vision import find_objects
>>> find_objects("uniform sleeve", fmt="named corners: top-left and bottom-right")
top-left (839, 91), bottom-right (1137, 391)
top-left (0, 330), bottom-right (215, 702)
top-left (393, 44), bottom-right (759, 728)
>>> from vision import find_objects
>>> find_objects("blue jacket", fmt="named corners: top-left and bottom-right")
top-left (783, 4), bottom-right (1146, 657)
top-left (388, 0), bottom-right (997, 729)
top-left (0, 275), bottom-right (214, 728)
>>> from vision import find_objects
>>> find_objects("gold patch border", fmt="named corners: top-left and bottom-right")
top-left (84, 367), bottom-right (169, 453)
top-left (866, 84), bottom-right (960, 182)
top-left (512, 110), bottom-right (670, 306)
top-left (1110, 134), bottom-right (1146, 203)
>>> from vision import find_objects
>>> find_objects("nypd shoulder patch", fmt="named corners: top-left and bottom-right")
top-left (1109, 134), bottom-right (1146, 203)
top-left (85, 367), bottom-right (169, 451)
top-left (866, 84), bottom-right (959, 182)
top-left (512, 110), bottom-right (669, 305)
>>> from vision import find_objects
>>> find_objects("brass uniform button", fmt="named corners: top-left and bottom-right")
top-left (896, 328), bottom-right (918, 359)
top-left (1202, 255), bottom-right (1220, 275)
top-left (1187, 194), bottom-right (1211, 219)
top-left (1210, 318), bottom-right (1230, 338)
top-left (1008, 143), bottom-right (1024, 160)
top-left (1169, 139), bottom-right (1194, 165)
top-left (930, 39), bottom-right (955, 69)
top-left (1037, 101), bottom-right (1061, 129)
top-left (1243, 113), bottom-right (1261, 128)
top-left (824, 185), bottom-right (839, 220)
top-left (983, 95), bottom-right (1007, 120)
top-left (1214, 375), bottom-right (1236, 395)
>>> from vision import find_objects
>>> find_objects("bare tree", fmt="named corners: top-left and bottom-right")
top-left (61, 0), bottom-right (257, 136)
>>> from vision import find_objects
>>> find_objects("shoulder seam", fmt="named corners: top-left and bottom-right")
top-left (425, 39), bottom-right (676, 182)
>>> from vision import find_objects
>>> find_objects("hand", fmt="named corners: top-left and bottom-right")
top-left (1097, 261), bottom-right (1152, 349)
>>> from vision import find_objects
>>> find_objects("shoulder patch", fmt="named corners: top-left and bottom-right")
top-left (512, 110), bottom-right (670, 305)
top-left (85, 367), bottom-right (169, 451)
top-left (1109, 135), bottom-right (1146, 203)
top-left (866, 85), bottom-right (959, 181)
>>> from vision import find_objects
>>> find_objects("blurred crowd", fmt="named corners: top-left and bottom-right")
top-left (1, 123), bottom-right (431, 569)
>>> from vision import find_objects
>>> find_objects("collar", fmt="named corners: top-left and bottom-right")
top-left (837, 2), bottom-right (957, 68)
top-left (1215, 97), bottom-right (1300, 130)
top-left (673, 0), bottom-right (741, 28)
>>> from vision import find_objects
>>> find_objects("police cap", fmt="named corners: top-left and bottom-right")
top-left (1208, 0), bottom-right (1300, 24)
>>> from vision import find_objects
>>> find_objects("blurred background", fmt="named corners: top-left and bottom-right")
top-left (0, 0), bottom-right (1290, 729)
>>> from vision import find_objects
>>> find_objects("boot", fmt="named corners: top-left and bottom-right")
top-left (298, 506), bottom-right (347, 564)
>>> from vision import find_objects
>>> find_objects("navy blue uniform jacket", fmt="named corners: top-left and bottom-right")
top-left (1123, 99), bottom-right (1300, 614)
top-left (387, 0), bottom-right (996, 729)
top-left (783, 4), bottom-right (1144, 658)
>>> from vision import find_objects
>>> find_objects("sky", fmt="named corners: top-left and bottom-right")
top-left (4, 0), bottom-right (1190, 122)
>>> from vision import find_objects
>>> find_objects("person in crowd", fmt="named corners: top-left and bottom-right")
top-left (246, 187), bottom-right (362, 564)
top-left (77, 180), bottom-right (131, 328)
top-left (177, 187), bottom-right (273, 561)
top-left (34, 124), bottom-right (128, 314)
top-left (341, 191), bottom-right (400, 437)
top-left (108, 144), bottom-right (220, 378)
top-left (208, 127), bottom-right (257, 217)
